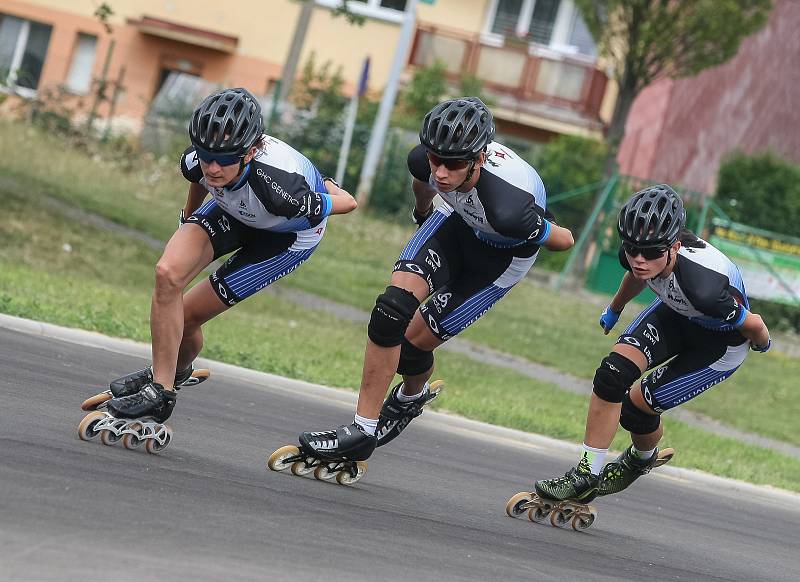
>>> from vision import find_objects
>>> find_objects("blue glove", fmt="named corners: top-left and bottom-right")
top-left (750, 338), bottom-right (772, 353)
top-left (599, 305), bottom-right (621, 335)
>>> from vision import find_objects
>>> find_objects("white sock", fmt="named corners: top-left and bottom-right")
top-left (397, 381), bottom-right (428, 403)
top-left (354, 414), bottom-right (378, 436)
top-left (580, 444), bottom-right (608, 475)
top-left (632, 445), bottom-right (656, 460)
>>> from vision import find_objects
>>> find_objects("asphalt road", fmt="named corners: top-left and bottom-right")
top-left (1, 321), bottom-right (799, 582)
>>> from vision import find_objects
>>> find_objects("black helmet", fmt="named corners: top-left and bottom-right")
top-left (189, 87), bottom-right (263, 155)
top-left (419, 97), bottom-right (495, 159)
top-left (617, 185), bottom-right (686, 248)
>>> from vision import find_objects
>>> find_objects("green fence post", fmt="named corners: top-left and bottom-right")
top-left (555, 174), bottom-right (619, 291)
top-left (695, 196), bottom-right (711, 236)
top-left (266, 80), bottom-right (281, 135)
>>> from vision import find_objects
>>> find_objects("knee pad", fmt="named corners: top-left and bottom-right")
top-left (592, 353), bottom-right (641, 403)
top-left (619, 391), bottom-right (661, 434)
top-left (397, 338), bottom-right (434, 376)
top-left (368, 286), bottom-right (420, 347)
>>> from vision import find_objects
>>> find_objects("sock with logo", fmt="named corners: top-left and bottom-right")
top-left (579, 444), bottom-right (608, 475)
top-left (631, 445), bottom-right (656, 460)
top-left (354, 414), bottom-right (378, 436)
top-left (397, 381), bottom-right (428, 403)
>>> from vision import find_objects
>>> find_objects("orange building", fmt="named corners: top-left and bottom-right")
top-left (0, 0), bottom-right (615, 141)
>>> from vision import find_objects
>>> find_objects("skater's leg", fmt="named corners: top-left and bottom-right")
top-left (398, 313), bottom-right (443, 397)
top-left (355, 271), bottom-right (430, 420)
top-left (627, 386), bottom-right (663, 452)
top-left (178, 278), bottom-right (230, 371)
top-left (151, 225), bottom-right (214, 390)
top-left (583, 344), bottom-right (646, 449)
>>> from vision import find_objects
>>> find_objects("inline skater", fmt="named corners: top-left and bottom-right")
top-left (87, 87), bottom-right (357, 435)
top-left (276, 97), bottom-right (574, 480)
top-left (533, 185), bottom-right (771, 505)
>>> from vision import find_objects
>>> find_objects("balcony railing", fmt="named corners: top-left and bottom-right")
top-left (409, 24), bottom-right (608, 123)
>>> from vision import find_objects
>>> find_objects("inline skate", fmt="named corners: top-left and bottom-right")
top-left (80, 364), bottom-right (210, 411)
top-left (376, 379), bottom-right (444, 447)
top-left (77, 383), bottom-right (177, 455)
top-left (268, 422), bottom-right (376, 486)
top-left (506, 459), bottom-right (599, 531)
top-left (598, 446), bottom-right (675, 496)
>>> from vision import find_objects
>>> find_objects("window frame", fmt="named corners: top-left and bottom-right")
top-left (0, 14), bottom-right (52, 98)
top-left (65, 32), bottom-right (98, 95)
top-left (315, 0), bottom-right (408, 24)
top-left (481, 0), bottom-right (596, 59)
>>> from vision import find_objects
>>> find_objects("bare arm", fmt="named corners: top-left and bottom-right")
top-left (739, 311), bottom-right (771, 349)
top-left (324, 179), bottom-right (358, 215)
top-left (183, 182), bottom-right (209, 217)
top-left (610, 272), bottom-right (648, 313)
top-left (543, 224), bottom-right (574, 251)
top-left (412, 178), bottom-right (437, 215)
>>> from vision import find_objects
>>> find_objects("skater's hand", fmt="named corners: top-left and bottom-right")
top-left (412, 204), bottom-right (434, 228)
top-left (599, 305), bottom-right (621, 335)
top-left (750, 337), bottom-right (772, 353)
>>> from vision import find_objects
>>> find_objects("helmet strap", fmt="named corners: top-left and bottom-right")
top-left (454, 159), bottom-right (478, 192)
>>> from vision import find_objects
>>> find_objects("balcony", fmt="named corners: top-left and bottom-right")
top-left (409, 24), bottom-right (608, 135)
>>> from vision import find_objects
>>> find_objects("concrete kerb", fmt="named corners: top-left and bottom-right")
top-left (3, 312), bottom-right (799, 509)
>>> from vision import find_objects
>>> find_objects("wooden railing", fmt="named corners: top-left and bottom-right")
top-left (409, 24), bottom-right (608, 121)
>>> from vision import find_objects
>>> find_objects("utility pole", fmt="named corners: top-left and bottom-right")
top-left (279, 0), bottom-right (315, 105)
top-left (356, 0), bottom-right (418, 207)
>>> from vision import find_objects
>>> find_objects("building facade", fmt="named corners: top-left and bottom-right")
top-left (616, 0), bottom-right (800, 194)
top-left (1, 0), bottom-right (614, 141)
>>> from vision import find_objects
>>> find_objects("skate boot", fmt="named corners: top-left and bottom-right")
top-left (375, 380), bottom-right (444, 447)
top-left (267, 422), bottom-right (377, 486)
top-left (81, 364), bottom-right (210, 411)
top-left (598, 445), bottom-right (675, 496)
top-left (77, 383), bottom-right (177, 454)
top-left (506, 458), bottom-right (599, 531)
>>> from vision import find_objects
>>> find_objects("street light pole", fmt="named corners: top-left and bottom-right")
top-left (356, 0), bottom-right (418, 207)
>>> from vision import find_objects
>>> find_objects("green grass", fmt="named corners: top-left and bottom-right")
top-left (2, 120), bottom-right (800, 490)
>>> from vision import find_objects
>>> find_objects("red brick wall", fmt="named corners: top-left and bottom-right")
top-left (617, 0), bottom-right (800, 194)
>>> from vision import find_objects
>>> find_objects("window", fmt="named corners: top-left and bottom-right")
top-left (66, 33), bottom-right (97, 94)
top-left (486, 0), bottom-right (596, 56)
top-left (0, 14), bottom-right (52, 95)
top-left (316, 0), bottom-right (407, 23)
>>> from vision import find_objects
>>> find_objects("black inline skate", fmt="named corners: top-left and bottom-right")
top-left (506, 458), bottom-right (600, 531)
top-left (77, 383), bottom-right (177, 455)
top-left (267, 422), bottom-right (377, 486)
top-left (375, 379), bottom-right (444, 447)
top-left (598, 445), bottom-right (675, 496)
top-left (80, 364), bottom-right (210, 411)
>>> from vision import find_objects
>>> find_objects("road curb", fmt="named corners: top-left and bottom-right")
top-left (3, 312), bottom-right (799, 507)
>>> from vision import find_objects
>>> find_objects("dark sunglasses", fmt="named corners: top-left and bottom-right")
top-left (195, 148), bottom-right (243, 167)
top-left (426, 152), bottom-right (472, 171)
top-left (623, 243), bottom-right (668, 260)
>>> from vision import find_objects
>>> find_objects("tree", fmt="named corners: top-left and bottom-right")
top-left (575, 0), bottom-right (772, 170)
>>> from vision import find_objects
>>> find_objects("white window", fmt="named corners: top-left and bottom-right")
top-left (0, 14), bottom-right (52, 96)
top-left (66, 33), bottom-right (97, 94)
top-left (316, 0), bottom-right (408, 24)
top-left (484, 0), bottom-right (596, 56)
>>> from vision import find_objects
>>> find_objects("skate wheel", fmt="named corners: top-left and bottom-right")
top-left (290, 460), bottom-right (316, 476)
top-left (336, 461), bottom-right (368, 486)
top-left (122, 432), bottom-right (144, 450)
top-left (428, 379), bottom-right (445, 397)
top-left (549, 509), bottom-right (570, 528)
top-left (181, 368), bottom-right (211, 387)
top-left (80, 391), bottom-right (112, 411)
top-left (77, 411), bottom-right (107, 441)
top-left (527, 499), bottom-right (553, 523)
top-left (145, 428), bottom-right (172, 454)
top-left (100, 427), bottom-right (122, 446)
top-left (571, 508), bottom-right (597, 531)
top-left (654, 447), bottom-right (675, 467)
top-left (505, 492), bottom-right (533, 518)
top-left (314, 464), bottom-right (338, 481)
top-left (267, 445), bottom-right (300, 472)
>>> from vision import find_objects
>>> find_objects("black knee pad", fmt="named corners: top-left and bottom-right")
top-left (620, 391), bottom-right (661, 434)
top-left (368, 286), bottom-right (420, 347)
top-left (397, 338), bottom-right (434, 376)
top-left (592, 353), bottom-right (641, 403)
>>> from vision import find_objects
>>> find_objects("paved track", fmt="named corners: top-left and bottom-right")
top-left (1, 323), bottom-right (799, 582)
